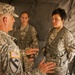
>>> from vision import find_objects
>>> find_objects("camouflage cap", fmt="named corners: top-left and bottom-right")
top-left (0, 2), bottom-right (18, 17)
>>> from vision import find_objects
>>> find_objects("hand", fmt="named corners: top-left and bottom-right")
top-left (26, 48), bottom-right (39, 62)
top-left (26, 48), bottom-right (39, 55)
top-left (38, 60), bottom-right (56, 74)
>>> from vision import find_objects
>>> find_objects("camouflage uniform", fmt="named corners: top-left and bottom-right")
top-left (0, 30), bottom-right (23, 75)
top-left (13, 24), bottom-right (38, 50)
top-left (12, 24), bottom-right (43, 75)
top-left (45, 26), bottom-right (75, 75)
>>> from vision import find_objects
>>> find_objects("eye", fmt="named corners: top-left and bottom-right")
top-left (55, 18), bottom-right (59, 21)
top-left (25, 17), bottom-right (28, 19)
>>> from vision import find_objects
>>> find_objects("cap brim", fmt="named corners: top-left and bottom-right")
top-left (13, 13), bottom-right (19, 17)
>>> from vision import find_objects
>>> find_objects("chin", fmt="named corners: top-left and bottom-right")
top-left (53, 26), bottom-right (57, 28)
top-left (53, 25), bottom-right (59, 28)
top-left (10, 28), bottom-right (13, 31)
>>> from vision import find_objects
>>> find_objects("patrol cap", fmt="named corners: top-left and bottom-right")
top-left (0, 2), bottom-right (18, 17)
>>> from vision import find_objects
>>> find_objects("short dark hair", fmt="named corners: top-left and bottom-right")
top-left (52, 8), bottom-right (67, 21)
top-left (20, 11), bottom-right (30, 18)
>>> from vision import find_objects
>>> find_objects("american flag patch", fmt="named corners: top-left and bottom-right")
top-left (10, 51), bottom-right (20, 58)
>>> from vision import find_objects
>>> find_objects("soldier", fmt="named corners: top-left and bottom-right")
top-left (44, 8), bottom-right (75, 75)
top-left (0, 2), bottom-right (23, 75)
top-left (13, 11), bottom-right (39, 50)
top-left (11, 11), bottom-right (39, 74)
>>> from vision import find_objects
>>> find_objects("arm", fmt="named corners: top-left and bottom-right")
top-left (31, 27), bottom-right (39, 48)
top-left (30, 59), bottom-right (56, 75)
top-left (32, 49), bottom-right (56, 75)
top-left (64, 30), bottom-right (75, 62)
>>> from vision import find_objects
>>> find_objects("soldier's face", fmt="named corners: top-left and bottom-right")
top-left (52, 14), bottom-right (64, 29)
top-left (20, 13), bottom-right (29, 25)
top-left (6, 14), bottom-right (15, 32)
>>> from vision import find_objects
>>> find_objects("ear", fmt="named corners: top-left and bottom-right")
top-left (3, 17), bottom-right (7, 25)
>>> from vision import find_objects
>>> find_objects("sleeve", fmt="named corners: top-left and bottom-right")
top-left (64, 30), bottom-right (75, 62)
top-left (31, 27), bottom-right (39, 48)
top-left (0, 33), bottom-right (8, 55)
top-left (31, 68), bottom-right (46, 75)
top-left (30, 27), bottom-right (39, 58)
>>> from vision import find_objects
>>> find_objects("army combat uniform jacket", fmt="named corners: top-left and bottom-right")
top-left (0, 30), bottom-right (23, 75)
top-left (12, 24), bottom-right (43, 75)
top-left (13, 24), bottom-right (38, 50)
top-left (45, 26), bottom-right (75, 75)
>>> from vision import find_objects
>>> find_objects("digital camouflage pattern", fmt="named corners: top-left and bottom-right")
top-left (12, 24), bottom-right (43, 75)
top-left (13, 24), bottom-right (38, 50)
top-left (0, 30), bottom-right (23, 75)
top-left (45, 26), bottom-right (75, 75)
top-left (0, 2), bottom-right (18, 17)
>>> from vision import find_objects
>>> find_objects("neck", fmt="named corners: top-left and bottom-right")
top-left (59, 25), bottom-right (63, 30)
top-left (21, 23), bottom-right (28, 28)
top-left (55, 24), bottom-right (63, 30)
top-left (0, 26), bottom-right (8, 33)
